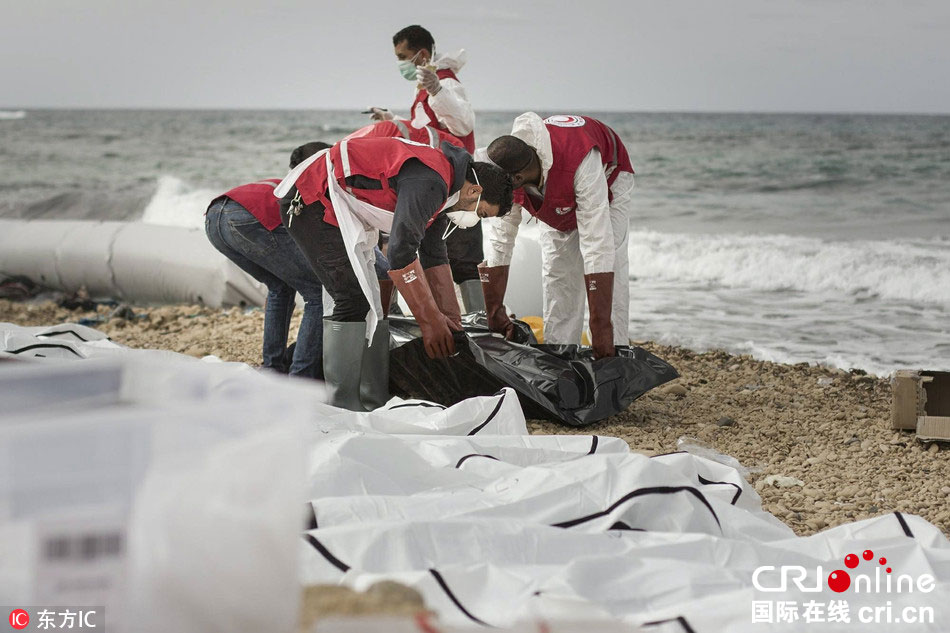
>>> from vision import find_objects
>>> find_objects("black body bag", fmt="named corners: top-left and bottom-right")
top-left (388, 314), bottom-right (678, 426)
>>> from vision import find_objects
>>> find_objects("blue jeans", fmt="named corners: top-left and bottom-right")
top-left (205, 198), bottom-right (324, 377)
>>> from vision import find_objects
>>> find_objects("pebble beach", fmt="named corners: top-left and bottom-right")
top-left (5, 298), bottom-right (946, 541)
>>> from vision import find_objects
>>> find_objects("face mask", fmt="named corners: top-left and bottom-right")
top-left (397, 50), bottom-right (422, 81)
top-left (442, 171), bottom-right (483, 240)
top-left (397, 59), bottom-right (418, 81)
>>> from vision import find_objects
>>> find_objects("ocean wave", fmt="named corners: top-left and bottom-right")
top-left (629, 230), bottom-right (950, 306)
top-left (140, 176), bottom-right (219, 228)
top-left (0, 110), bottom-right (26, 120)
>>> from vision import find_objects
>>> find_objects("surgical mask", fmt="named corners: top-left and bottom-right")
top-left (397, 50), bottom-right (423, 81)
top-left (397, 59), bottom-right (418, 81)
top-left (442, 171), bottom-right (482, 240)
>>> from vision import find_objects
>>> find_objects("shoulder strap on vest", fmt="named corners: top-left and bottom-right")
top-left (393, 119), bottom-right (411, 139)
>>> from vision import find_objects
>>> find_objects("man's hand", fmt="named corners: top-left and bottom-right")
top-left (417, 66), bottom-right (441, 96)
top-left (369, 107), bottom-right (394, 121)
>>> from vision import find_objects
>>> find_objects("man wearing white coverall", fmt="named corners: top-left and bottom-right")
top-left (482, 113), bottom-right (635, 358)
top-left (367, 24), bottom-right (485, 311)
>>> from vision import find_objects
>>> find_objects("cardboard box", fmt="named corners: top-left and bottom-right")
top-left (891, 370), bottom-right (950, 441)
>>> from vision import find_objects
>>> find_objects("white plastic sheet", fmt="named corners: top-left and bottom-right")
top-left (2, 321), bottom-right (949, 632)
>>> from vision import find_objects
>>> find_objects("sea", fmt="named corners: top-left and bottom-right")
top-left (1, 109), bottom-right (948, 376)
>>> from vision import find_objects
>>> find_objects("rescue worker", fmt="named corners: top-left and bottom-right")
top-left (482, 113), bottom-right (636, 359)
top-left (275, 136), bottom-right (512, 411)
top-left (366, 25), bottom-right (484, 313)
top-left (204, 141), bottom-right (329, 378)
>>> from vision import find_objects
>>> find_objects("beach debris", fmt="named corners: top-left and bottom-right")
top-left (761, 474), bottom-right (805, 488)
top-left (0, 275), bottom-right (39, 300)
top-left (817, 376), bottom-right (834, 386)
top-left (109, 305), bottom-right (136, 320)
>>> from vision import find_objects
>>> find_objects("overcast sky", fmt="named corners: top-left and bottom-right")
top-left (3, 0), bottom-right (950, 113)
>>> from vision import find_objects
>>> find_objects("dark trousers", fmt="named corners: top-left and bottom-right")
top-left (281, 190), bottom-right (371, 322)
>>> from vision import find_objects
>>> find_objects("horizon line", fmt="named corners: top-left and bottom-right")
top-left (2, 106), bottom-right (950, 117)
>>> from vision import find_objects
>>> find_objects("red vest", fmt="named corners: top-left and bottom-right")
top-left (514, 116), bottom-right (634, 232)
top-left (294, 137), bottom-right (455, 227)
top-left (345, 119), bottom-right (464, 149)
top-left (410, 69), bottom-right (476, 152)
top-left (222, 179), bottom-right (282, 230)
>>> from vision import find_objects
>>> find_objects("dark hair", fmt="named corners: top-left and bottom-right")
top-left (289, 141), bottom-right (330, 169)
top-left (487, 135), bottom-right (534, 174)
top-left (392, 25), bottom-right (435, 54)
top-left (469, 162), bottom-right (513, 217)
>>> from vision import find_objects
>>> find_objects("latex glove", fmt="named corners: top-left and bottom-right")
top-left (369, 107), bottom-right (394, 121)
top-left (417, 66), bottom-right (441, 96)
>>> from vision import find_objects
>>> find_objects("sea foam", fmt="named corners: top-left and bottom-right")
top-left (628, 230), bottom-right (950, 306)
top-left (141, 176), bottom-right (220, 229)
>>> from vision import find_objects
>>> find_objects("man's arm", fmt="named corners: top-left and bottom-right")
top-left (387, 161), bottom-right (449, 270)
top-left (418, 213), bottom-right (450, 269)
top-left (427, 78), bottom-right (475, 137)
top-left (574, 149), bottom-right (615, 274)
top-left (483, 202), bottom-right (523, 266)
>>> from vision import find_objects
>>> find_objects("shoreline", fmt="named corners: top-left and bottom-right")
top-left (2, 298), bottom-right (947, 539)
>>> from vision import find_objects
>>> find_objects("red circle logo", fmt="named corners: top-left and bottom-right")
top-left (9, 610), bottom-right (30, 630)
top-left (828, 570), bottom-right (851, 593)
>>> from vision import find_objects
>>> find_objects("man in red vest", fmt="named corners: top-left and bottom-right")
top-left (366, 25), bottom-right (484, 314)
top-left (205, 141), bottom-right (329, 378)
top-left (481, 113), bottom-right (636, 359)
top-left (275, 136), bottom-right (512, 411)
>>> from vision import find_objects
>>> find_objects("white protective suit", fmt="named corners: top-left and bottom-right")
top-left (409, 50), bottom-right (475, 138)
top-left (483, 112), bottom-right (635, 346)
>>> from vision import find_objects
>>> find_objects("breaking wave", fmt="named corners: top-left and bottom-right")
top-left (629, 230), bottom-right (950, 306)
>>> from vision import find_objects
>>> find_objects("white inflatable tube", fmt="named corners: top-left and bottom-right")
top-left (0, 219), bottom-right (266, 307)
top-left (0, 216), bottom-right (545, 313)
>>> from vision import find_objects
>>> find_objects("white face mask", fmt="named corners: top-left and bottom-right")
top-left (442, 172), bottom-right (482, 240)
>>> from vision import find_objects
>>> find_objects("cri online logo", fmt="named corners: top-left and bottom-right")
top-left (753, 549), bottom-right (936, 594)
top-left (9, 609), bottom-right (29, 630)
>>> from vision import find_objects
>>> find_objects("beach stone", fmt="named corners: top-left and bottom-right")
top-left (662, 384), bottom-right (688, 397)
top-left (716, 416), bottom-right (736, 427)
top-left (929, 443), bottom-right (941, 454)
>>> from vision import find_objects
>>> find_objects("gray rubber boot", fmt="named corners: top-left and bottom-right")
top-left (322, 320), bottom-right (366, 410)
top-left (458, 279), bottom-right (486, 314)
top-left (359, 319), bottom-right (391, 411)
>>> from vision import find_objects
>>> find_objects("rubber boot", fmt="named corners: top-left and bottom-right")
top-left (458, 279), bottom-right (485, 314)
top-left (584, 271), bottom-right (616, 359)
top-left (321, 320), bottom-right (366, 410)
top-left (477, 262), bottom-right (515, 339)
top-left (424, 263), bottom-right (462, 329)
top-left (359, 319), bottom-right (390, 410)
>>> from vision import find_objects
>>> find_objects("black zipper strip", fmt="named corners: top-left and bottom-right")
top-left (467, 392), bottom-right (506, 436)
top-left (303, 534), bottom-right (350, 573)
top-left (428, 568), bottom-right (491, 627)
top-left (551, 486), bottom-right (722, 531)
top-left (697, 474), bottom-right (743, 506)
